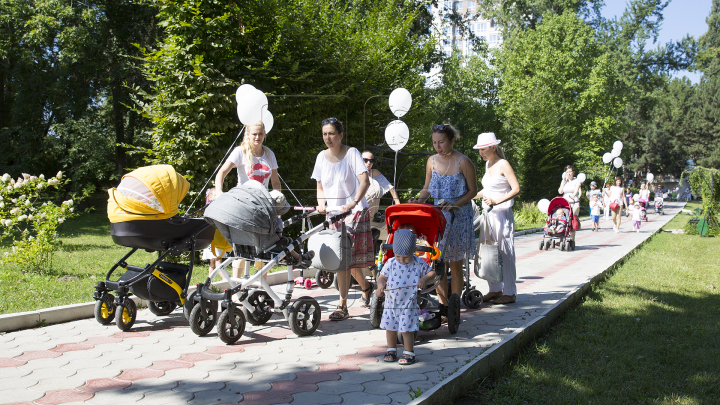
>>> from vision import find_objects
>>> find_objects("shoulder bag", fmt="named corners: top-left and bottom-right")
top-left (474, 211), bottom-right (503, 283)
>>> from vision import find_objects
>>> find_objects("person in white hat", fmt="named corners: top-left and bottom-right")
top-left (473, 132), bottom-right (520, 305)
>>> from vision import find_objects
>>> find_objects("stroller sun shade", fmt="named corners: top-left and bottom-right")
top-left (107, 165), bottom-right (190, 223)
top-left (204, 185), bottom-right (279, 250)
top-left (384, 203), bottom-right (447, 246)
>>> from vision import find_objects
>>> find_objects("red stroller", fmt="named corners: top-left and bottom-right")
top-left (369, 203), bottom-right (483, 338)
top-left (540, 197), bottom-right (576, 251)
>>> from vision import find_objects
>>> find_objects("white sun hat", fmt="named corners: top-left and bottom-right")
top-left (473, 132), bottom-right (501, 149)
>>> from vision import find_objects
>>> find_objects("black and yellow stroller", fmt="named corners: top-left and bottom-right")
top-left (93, 165), bottom-right (215, 331)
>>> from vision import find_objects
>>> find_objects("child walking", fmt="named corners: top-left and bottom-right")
top-left (376, 229), bottom-right (435, 365)
top-left (632, 201), bottom-right (642, 232)
top-left (590, 194), bottom-right (603, 231)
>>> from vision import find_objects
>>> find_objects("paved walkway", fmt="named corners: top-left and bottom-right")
top-left (0, 202), bottom-right (683, 405)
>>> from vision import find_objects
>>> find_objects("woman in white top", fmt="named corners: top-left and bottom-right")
top-left (603, 182), bottom-right (612, 220)
top-left (558, 165), bottom-right (582, 240)
top-left (362, 151), bottom-right (401, 219)
top-left (473, 133), bottom-right (520, 305)
top-left (214, 121), bottom-right (280, 194)
top-left (607, 177), bottom-right (625, 232)
top-left (638, 182), bottom-right (650, 203)
top-left (312, 118), bottom-right (373, 321)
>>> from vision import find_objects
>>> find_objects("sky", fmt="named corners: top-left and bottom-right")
top-left (600, 0), bottom-right (712, 83)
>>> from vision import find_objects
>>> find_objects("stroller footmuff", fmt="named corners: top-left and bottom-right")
top-left (189, 185), bottom-right (352, 344)
top-left (93, 165), bottom-right (214, 331)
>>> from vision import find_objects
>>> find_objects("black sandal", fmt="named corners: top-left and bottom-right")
top-left (360, 284), bottom-right (374, 308)
top-left (398, 353), bottom-right (417, 365)
top-left (383, 351), bottom-right (398, 362)
top-left (329, 305), bottom-right (349, 321)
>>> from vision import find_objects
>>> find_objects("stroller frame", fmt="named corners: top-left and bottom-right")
top-left (540, 197), bottom-right (575, 252)
top-left (93, 218), bottom-right (214, 331)
top-left (188, 209), bottom-right (351, 344)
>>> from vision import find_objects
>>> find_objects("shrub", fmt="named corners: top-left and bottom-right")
top-left (514, 201), bottom-right (546, 226)
top-left (0, 172), bottom-right (81, 274)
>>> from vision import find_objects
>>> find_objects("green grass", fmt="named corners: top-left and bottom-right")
top-left (664, 200), bottom-right (702, 229)
top-left (0, 210), bottom-right (279, 315)
top-left (457, 206), bottom-right (720, 404)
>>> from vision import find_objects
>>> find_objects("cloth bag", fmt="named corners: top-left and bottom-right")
top-left (572, 215), bottom-right (582, 231)
top-left (474, 212), bottom-right (503, 283)
top-left (307, 225), bottom-right (352, 273)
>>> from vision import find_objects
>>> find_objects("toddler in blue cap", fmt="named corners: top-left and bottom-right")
top-left (376, 229), bottom-right (435, 365)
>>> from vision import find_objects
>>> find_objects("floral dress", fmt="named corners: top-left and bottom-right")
top-left (380, 256), bottom-right (431, 333)
top-left (428, 155), bottom-right (476, 262)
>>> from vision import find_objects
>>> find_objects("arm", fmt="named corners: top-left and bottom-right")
top-left (214, 160), bottom-right (236, 195)
top-left (410, 157), bottom-right (434, 203)
top-left (558, 174), bottom-right (567, 195)
top-left (316, 181), bottom-right (327, 215)
top-left (389, 187), bottom-right (401, 205)
top-left (376, 274), bottom-right (387, 297)
top-left (270, 169), bottom-right (281, 191)
top-left (483, 160), bottom-right (520, 206)
top-left (573, 182), bottom-right (581, 200)
top-left (418, 270), bottom-right (436, 289)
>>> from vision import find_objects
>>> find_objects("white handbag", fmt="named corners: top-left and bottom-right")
top-left (307, 223), bottom-right (352, 272)
top-left (474, 212), bottom-right (503, 283)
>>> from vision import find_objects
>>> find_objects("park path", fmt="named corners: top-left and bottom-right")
top-left (0, 202), bottom-right (683, 405)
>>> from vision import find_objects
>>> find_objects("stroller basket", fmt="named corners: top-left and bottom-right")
top-left (119, 261), bottom-right (189, 302)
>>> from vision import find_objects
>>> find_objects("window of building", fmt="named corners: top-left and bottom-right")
top-left (454, 2), bottom-right (462, 11)
top-left (478, 23), bottom-right (487, 32)
top-left (468, 1), bottom-right (476, 10)
top-left (445, 26), bottom-right (452, 37)
top-left (444, 1), bottom-right (452, 11)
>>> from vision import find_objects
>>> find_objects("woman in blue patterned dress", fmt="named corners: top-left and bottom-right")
top-left (410, 124), bottom-right (477, 308)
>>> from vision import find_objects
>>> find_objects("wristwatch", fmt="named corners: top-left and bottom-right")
top-left (353, 197), bottom-right (360, 204)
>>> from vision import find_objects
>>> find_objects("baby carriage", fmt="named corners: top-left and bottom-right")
top-left (93, 165), bottom-right (215, 331)
top-left (540, 197), bottom-right (575, 251)
top-left (187, 185), bottom-right (352, 344)
top-left (638, 200), bottom-right (648, 221)
top-left (369, 203), bottom-right (483, 339)
top-left (654, 195), bottom-right (664, 215)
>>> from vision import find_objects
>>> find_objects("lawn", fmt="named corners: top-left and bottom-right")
top-left (457, 202), bottom-right (720, 404)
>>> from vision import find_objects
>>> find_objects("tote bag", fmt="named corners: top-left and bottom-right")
top-left (474, 213), bottom-right (503, 283)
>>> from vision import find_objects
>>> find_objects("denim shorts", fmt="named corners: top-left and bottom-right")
top-left (591, 215), bottom-right (600, 223)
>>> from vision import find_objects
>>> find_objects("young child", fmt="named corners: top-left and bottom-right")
top-left (546, 209), bottom-right (567, 234)
top-left (202, 189), bottom-right (226, 275)
top-left (590, 194), bottom-right (603, 231)
top-left (376, 229), bottom-right (435, 365)
top-left (397, 223), bottom-right (433, 264)
top-left (632, 201), bottom-right (642, 232)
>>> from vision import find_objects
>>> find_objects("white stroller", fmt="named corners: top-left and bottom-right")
top-left (185, 185), bottom-right (351, 344)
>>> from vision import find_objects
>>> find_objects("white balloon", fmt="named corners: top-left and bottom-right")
top-left (646, 173), bottom-right (654, 182)
top-left (537, 199), bottom-right (550, 215)
top-left (385, 120), bottom-right (410, 152)
top-left (611, 148), bottom-right (621, 158)
top-left (388, 88), bottom-right (413, 118)
top-left (633, 194), bottom-right (640, 201)
top-left (613, 157), bottom-right (623, 168)
top-left (613, 140), bottom-right (623, 150)
top-left (577, 173), bottom-right (586, 183)
top-left (235, 84), bottom-right (256, 105)
top-left (603, 152), bottom-right (613, 164)
top-left (261, 107), bottom-right (274, 133)
top-left (238, 89), bottom-right (268, 125)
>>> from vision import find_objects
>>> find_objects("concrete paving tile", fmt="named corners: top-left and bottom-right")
top-left (54, 349), bottom-right (105, 362)
top-left (337, 370), bottom-right (383, 384)
top-left (340, 391), bottom-right (392, 405)
top-left (171, 379), bottom-right (225, 393)
top-left (291, 391), bottom-right (343, 405)
top-left (73, 367), bottom-right (122, 381)
top-left (223, 380), bottom-right (270, 394)
top-left (135, 381), bottom-right (179, 394)
top-left (128, 344), bottom-right (171, 354)
top-left (138, 389), bottom-right (194, 404)
top-left (381, 371), bottom-right (428, 384)
top-left (96, 350), bottom-right (143, 362)
top-left (0, 366), bottom-right (32, 379)
top-left (205, 369), bottom-right (252, 383)
top-left (297, 354), bottom-right (342, 365)
top-left (27, 374), bottom-right (90, 393)
top-left (2, 376), bottom-right (40, 390)
top-left (314, 380), bottom-right (364, 395)
top-left (62, 358), bottom-right (112, 371)
top-left (107, 357), bottom-right (156, 370)
top-left (17, 358), bottom-right (70, 370)
top-left (388, 389), bottom-right (416, 404)
top-left (85, 387), bottom-right (145, 405)
top-left (160, 368), bottom-right (210, 381)
top-left (357, 361), bottom-right (402, 374)
top-left (25, 366), bottom-right (77, 380)
top-left (0, 387), bottom-right (45, 403)
top-left (407, 380), bottom-right (436, 393)
top-left (362, 380), bottom-right (415, 396)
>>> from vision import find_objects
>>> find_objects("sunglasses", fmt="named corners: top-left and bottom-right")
top-left (363, 158), bottom-right (375, 163)
top-left (432, 124), bottom-right (449, 131)
top-left (322, 117), bottom-right (338, 125)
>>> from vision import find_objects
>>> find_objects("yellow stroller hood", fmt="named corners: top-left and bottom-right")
top-left (108, 165), bottom-right (189, 223)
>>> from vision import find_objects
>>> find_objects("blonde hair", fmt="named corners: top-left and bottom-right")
top-left (492, 145), bottom-right (506, 160)
top-left (241, 121), bottom-right (268, 170)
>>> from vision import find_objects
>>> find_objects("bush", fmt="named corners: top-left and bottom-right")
top-left (0, 172), bottom-right (81, 274)
top-left (514, 201), bottom-right (546, 226)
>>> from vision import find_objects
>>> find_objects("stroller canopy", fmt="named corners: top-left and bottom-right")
top-left (385, 203), bottom-right (447, 246)
top-left (108, 165), bottom-right (189, 223)
top-left (547, 197), bottom-right (571, 216)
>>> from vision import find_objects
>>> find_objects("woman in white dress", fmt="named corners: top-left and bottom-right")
top-left (312, 118), bottom-right (374, 321)
top-left (473, 133), bottom-right (520, 305)
top-left (608, 177), bottom-right (625, 232)
top-left (362, 151), bottom-right (401, 219)
top-left (558, 165), bottom-right (582, 241)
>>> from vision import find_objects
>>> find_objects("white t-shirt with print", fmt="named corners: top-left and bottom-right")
top-left (227, 146), bottom-right (278, 188)
top-left (311, 147), bottom-right (369, 214)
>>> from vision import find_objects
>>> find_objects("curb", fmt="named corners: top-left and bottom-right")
top-left (0, 267), bottom-right (316, 333)
top-left (408, 212), bottom-right (676, 404)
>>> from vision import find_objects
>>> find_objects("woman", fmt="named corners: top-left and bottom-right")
top-left (312, 118), bottom-right (374, 321)
top-left (602, 182), bottom-right (612, 220)
top-left (409, 124), bottom-right (477, 310)
top-left (558, 165), bottom-right (582, 241)
top-left (607, 177), bottom-right (625, 232)
top-left (624, 187), bottom-right (633, 217)
top-left (473, 133), bottom-right (520, 305)
top-left (215, 121), bottom-right (280, 278)
top-left (362, 150), bottom-right (401, 219)
top-left (639, 182), bottom-right (650, 204)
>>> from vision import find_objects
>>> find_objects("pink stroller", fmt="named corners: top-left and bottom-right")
top-left (540, 197), bottom-right (575, 251)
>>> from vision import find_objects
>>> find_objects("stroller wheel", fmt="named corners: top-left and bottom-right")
top-left (94, 293), bottom-right (115, 325)
top-left (183, 290), bottom-right (198, 320)
top-left (288, 296), bottom-right (321, 337)
top-left (560, 241), bottom-right (566, 251)
top-left (447, 293), bottom-right (461, 334)
top-left (189, 301), bottom-right (218, 336)
top-left (545, 240), bottom-right (551, 250)
top-left (217, 307), bottom-right (246, 344)
top-left (370, 293), bottom-right (384, 329)
top-left (148, 301), bottom-right (176, 316)
top-left (539, 240), bottom-right (544, 250)
top-left (462, 289), bottom-right (482, 309)
top-left (570, 240), bottom-right (576, 251)
top-left (315, 269), bottom-right (334, 289)
top-left (115, 299), bottom-right (137, 331)
top-left (397, 330), bottom-right (419, 345)
top-left (244, 290), bottom-right (274, 326)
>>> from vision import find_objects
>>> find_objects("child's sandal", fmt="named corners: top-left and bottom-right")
top-left (383, 351), bottom-right (398, 362)
top-left (398, 353), bottom-right (417, 365)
